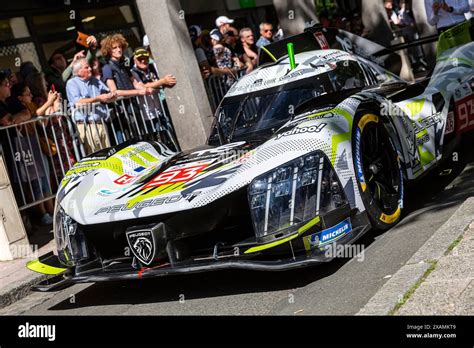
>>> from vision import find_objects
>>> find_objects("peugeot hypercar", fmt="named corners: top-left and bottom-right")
top-left (28, 21), bottom-right (474, 288)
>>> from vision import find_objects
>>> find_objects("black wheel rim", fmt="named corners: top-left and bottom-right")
top-left (360, 122), bottom-right (400, 214)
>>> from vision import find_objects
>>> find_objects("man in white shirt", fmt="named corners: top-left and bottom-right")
top-left (424, 0), bottom-right (470, 33)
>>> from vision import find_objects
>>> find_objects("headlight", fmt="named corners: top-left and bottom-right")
top-left (248, 151), bottom-right (346, 240)
top-left (53, 203), bottom-right (88, 266)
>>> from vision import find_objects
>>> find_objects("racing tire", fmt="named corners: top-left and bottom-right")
top-left (353, 113), bottom-right (404, 230)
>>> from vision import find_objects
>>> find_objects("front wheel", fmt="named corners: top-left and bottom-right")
top-left (353, 113), bottom-right (403, 230)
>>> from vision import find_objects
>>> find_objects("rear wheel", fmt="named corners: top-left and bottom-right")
top-left (353, 113), bottom-right (403, 230)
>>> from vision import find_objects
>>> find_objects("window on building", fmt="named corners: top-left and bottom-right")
top-left (80, 5), bottom-right (136, 32)
top-left (0, 17), bottom-right (30, 41)
top-left (32, 12), bottom-right (77, 36)
top-left (0, 43), bottom-right (41, 73)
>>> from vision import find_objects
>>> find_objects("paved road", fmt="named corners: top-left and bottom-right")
top-left (2, 155), bottom-right (474, 316)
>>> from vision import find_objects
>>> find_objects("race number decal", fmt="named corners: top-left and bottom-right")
top-left (456, 94), bottom-right (474, 134)
top-left (143, 164), bottom-right (207, 189)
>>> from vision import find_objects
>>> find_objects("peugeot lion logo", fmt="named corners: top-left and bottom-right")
top-left (126, 230), bottom-right (155, 265)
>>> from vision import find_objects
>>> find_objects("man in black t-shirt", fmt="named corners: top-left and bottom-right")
top-left (224, 27), bottom-right (253, 74)
top-left (130, 47), bottom-right (177, 144)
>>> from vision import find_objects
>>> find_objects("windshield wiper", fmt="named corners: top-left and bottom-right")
top-left (227, 95), bottom-right (249, 143)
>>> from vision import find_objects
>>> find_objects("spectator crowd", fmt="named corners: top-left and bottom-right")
top-left (0, 31), bottom-right (177, 228)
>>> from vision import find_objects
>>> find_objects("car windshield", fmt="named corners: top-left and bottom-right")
top-left (217, 60), bottom-right (367, 142)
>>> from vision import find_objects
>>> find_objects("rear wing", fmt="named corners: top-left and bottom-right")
top-left (437, 18), bottom-right (474, 58)
top-left (258, 25), bottom-right (402, 75)
top-left (258, 19), bottom-right (474, 75)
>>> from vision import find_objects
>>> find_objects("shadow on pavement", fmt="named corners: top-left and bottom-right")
top-left (48, 257), bottom-right (350, 310)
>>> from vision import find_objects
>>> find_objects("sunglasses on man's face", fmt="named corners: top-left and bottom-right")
top-left (264, 29), bottom-right (273, 33)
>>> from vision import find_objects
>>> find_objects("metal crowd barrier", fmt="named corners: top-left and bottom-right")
top-left (71, 91), bottom-right (180, 158)
top-left (0, 90), bottom-right (180, 211)
top-left (0, 113), bottom-right (78, 211)
top-left (204, 70), bottom-right (247, 112)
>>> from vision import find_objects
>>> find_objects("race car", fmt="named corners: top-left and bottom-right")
top-left (28, 20), bottom-right (474, 289)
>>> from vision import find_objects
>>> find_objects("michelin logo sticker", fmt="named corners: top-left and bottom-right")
top-left (303, 218), bottom-right (352, 250)
top-left (319, 218), bottom-right (352, 246)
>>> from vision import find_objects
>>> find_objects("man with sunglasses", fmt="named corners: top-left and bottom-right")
top-left (131, 47), bottom-right (176, 139)
top-left (256, 22), bottom-right (274, 49)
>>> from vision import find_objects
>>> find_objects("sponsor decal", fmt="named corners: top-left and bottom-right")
top-left (134, 166), bottom-right (146, 173)
top-left (416, 132), bottom-right (430, 146)
top-left (453, 83), bottom-right (472, 102)
top-left (62, 169), bottom-right (94, 180)
top-left (190, 142), bottom-right (246, 158)
top-left (275, 123), bottom-right (326, 140)
top-left (412, 113), bottom-right (442, 133)
top-left (319, 218), bottom-right (352, 246)
top-left (94, 191), bottom-right (201, 215)
top-left (97, 187), bottom-right (128, 196)
top-left (143, 164), bottom-right (208, 190)
top-left (303, 218), bottom-right (352, 250)
top-left (303, 232), bottom-right (320, 251)
top-left (126, 230), bottom-right (155, 265)
top-left (380, 207), bottom-right (401, 224)
top-left (455, 94), bottom-right (474, 133)
top-left (277, 68), bottom-right (315, 82)
top-left (114, 174), bottom-right (137, 185)
top-left (445, 111), bottom-right (455, 135)
top-left (354, 127), bottom-right (366, 192)
top-left (18, 322), bottom-right (55, 342)
top-left (72, 161), bottom-right (101, 169)
top-left (314, 31), bottom-right (329, 49)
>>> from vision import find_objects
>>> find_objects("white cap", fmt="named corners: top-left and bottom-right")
top-left (143, 34), bottom-right (149, 47)
top-left (215, 16), bottom-right (234, 28)
top-left (209, 29), bottom-right (223, 41)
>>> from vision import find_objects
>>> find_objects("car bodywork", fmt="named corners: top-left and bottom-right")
top-left (28, 21), bottom-right (474, 288)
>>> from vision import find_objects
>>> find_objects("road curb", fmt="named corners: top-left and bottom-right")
top-left (0, 273), bottom-right (51, 311)
top-left (357, 196), bottom-right (474, 315)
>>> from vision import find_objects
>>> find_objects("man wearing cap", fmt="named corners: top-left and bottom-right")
top-left (131, 47), bottom-right (176, 137)
top-left (131, 48), bottom-right (176, 90)
top-left (216, 16), bottom-right (235, 36)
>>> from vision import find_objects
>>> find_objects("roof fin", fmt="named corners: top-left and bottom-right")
top-left (287, 42), bottom-right (297, 70)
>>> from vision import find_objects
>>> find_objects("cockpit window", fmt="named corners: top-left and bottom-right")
top-left (214, 59), bottom-right (370, 143)
top-left (328, 60), bottom-right (367, 90)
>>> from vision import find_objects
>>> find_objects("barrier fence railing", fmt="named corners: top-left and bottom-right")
top-left (72, 91), bottom-right (180, 157)
top-left (0, 113), bottom-right (77, 211)
top-left (0, 90), bottom-right (179, 211)
top-left (204, 70), bottom-right (247, 112)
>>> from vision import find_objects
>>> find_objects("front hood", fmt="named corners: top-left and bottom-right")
top-left (59, 140), bottom-right (257, 225)
top-left (59, 102), bottom-right (356, 225)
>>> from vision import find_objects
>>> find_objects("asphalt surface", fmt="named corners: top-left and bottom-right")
top-left (2, 147), bottom-right (474, 316)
